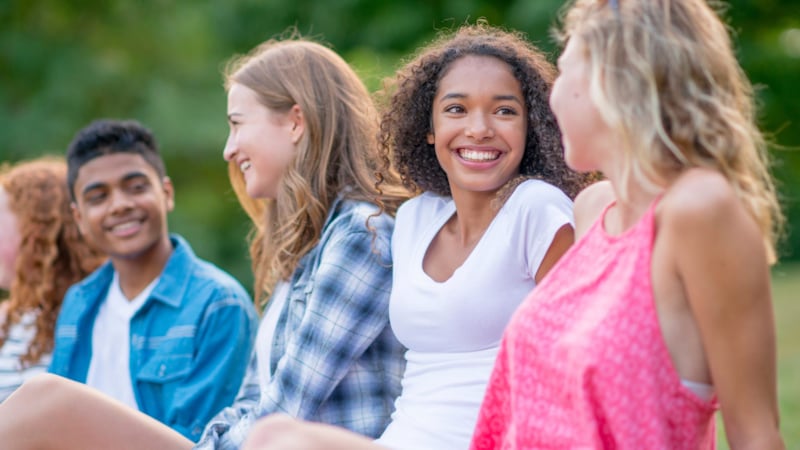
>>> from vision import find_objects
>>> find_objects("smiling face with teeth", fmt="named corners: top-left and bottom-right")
top-left (427, 55), bottom-right (526, 200)
top-left (71, 152), bottom-right (174, 264)
top-left (223, 83), bottom-right (300, 200)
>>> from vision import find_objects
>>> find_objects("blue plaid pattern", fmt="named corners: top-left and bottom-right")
top-left (194, 198), bottom-right (405, 449)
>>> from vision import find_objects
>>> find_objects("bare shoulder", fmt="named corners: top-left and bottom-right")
top-left (659, 168), bottom-right (745, 234)
top-left (658, 167), bottom-right (767, 280)
top-left (573, 180), bottom-right (614, 240)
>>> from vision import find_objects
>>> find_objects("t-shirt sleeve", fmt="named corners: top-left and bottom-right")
top-left (516, 181), bottom-right (575, 280)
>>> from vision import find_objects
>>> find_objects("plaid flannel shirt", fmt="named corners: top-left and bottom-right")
top-left (194, 197), bottom-right (405, 449)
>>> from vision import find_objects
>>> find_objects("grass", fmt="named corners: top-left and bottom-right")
top-left (717, 262), bottom-right (800, 449)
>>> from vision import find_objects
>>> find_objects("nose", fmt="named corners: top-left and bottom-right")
top-left (108, 189), bottom-right (134, 215)
top-left (223, 132), bottom-right (237, 162)
top-left (465, 112), bottom-right (494, 141)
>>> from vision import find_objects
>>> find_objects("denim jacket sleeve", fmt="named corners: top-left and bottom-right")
top-left (193, 225), bottom-right (394, 449)
top-left (150, 295), bottom-right (258, 441)
top-left (193, 344), bottom-right (261, 449)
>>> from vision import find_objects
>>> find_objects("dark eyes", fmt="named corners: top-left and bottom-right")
top-left (85, 191), bottom-right (107, 205)
top-left (82, 179), bottom-right (150, 205)
top-left (442, 105), bottom-right (519, 115)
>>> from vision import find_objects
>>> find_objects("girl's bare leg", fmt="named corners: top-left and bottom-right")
top-left (0, 373), bottom-right (193, 450)
top-left (243, 414), bottom-right (381, 450)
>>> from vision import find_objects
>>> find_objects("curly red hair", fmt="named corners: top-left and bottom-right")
top-left (0, 157), bottom-right (105, 367)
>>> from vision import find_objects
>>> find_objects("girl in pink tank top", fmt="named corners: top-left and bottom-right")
top-left (471, 198), bottom-right (718, 449)
top-left (471, 0), bottom-right (785, 448)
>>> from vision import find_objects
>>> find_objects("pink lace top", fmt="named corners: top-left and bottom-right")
top-left (470, 200), bottom-right (719, 449)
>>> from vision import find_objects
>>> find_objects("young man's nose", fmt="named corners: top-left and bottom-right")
top-left (108, 190), bottom-right (135, 213)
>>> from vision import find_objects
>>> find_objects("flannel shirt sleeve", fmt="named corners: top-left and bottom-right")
top-left (193, 227), bottom-right (393, 449)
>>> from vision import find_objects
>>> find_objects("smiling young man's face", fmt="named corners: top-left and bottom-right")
top-left (71, 152), bottom-right (174, 262)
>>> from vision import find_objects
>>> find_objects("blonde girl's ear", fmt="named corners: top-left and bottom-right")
top-left (289, 104), bottom-right (305, 145)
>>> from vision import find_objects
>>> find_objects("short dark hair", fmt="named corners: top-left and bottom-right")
top-left (66, 119), bottom-right (166, 200)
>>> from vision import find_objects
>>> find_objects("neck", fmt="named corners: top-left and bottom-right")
top-left (448, 190), bottom-right (501, 246)
top-left (112, 235), bottom-right (173, 300)
top-left (604, 168), bottom-right (669, 235)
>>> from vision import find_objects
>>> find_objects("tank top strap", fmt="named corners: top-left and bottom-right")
top-left (594, 194), bottom-right (663, 242)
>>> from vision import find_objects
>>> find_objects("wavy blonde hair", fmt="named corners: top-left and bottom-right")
top-left (555, 0), bottom-right (783, 263)
top-left (0, 158), bottom-right (104, 367)
top-left (224, 35), bottom-right (410, 306)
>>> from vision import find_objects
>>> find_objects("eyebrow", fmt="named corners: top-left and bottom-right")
top-left (439, 92), bottom-right (523, 104)
top-left (81, 171), bottom-right (150, 196)
top-left (227, 112), bottom-right (243, 121)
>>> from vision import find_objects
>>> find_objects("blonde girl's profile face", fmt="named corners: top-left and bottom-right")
top-left (0, 187), bottom-right (20, 289)
top-left (550, 37), bottom-right (613, 173)
top-left (224, 82), bottom-right (299, 200)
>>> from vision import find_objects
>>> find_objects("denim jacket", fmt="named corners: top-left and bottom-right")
top-left (195, 198), bottom-right (405, 450)
top-left (49, 234), bottom-right (258, 441)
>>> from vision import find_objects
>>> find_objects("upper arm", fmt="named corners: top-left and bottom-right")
top-left (666, 173), bottom-right (782, 448)
top-left (534, 224), bottom-right (574, 283)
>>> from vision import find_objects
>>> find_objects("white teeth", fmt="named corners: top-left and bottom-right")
top-left (240, 161), bottom-right (252, 172)
top-left (459, 149), bottom-right (500, 162)
top-left (111, 221), bottom-right (140, 233)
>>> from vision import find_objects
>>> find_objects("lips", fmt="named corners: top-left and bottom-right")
top-left (239, 161), bottom-right (252, 172)
top-left (107, 218), bottom-right (144, 237)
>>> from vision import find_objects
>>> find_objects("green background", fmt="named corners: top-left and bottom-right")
top-left (3, 0), bottom-right (799, 290)
top-left (2, 1), bottom-right (799, 446)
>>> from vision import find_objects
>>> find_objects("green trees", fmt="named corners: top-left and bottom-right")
top-left (2, 0), bottom-right (798, 289)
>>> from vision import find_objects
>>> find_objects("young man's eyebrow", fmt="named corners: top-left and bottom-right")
top-left (120, 171), bottom-right (149, 183)
top-left (80, 171), bottom-right (150, 196)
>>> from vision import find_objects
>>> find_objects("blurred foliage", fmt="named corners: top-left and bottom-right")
top-left (2, 0), bottom-right (799, 292)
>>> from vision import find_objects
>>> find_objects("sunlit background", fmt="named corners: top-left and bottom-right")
top-left (2, 1), bottom-right (798, 446)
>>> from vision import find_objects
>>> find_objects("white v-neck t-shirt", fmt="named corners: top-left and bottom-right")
top-left (376, 180), bottom-right (574, 450)
top-left (86, 272), bottom-right (158, 409)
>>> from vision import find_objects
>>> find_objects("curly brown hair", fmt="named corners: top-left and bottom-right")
top-left (0, 158), bottom-right (104, 368)
top-left (378, 20), bottom-right (593, 201)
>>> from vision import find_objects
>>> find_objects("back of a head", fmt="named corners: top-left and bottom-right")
top-left (558, 0), bottom-right (757, 175)
top-left (66, 119), bottom-right (166, 200)
top-left (557, 0), bottom-right (782, 261)
top-left (0, 157), bottom-right (105, 366)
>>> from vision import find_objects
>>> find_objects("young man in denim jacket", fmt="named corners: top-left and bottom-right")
top-left (49, 119), bottom-right (258, 441)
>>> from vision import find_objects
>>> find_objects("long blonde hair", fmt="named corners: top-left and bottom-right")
top-left (556, 0), bottom-right (783, 263)
top-left (224, 35), bottom-right (409, 305)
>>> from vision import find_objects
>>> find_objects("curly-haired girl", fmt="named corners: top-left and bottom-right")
top-left (239, 21), bottom-right (592, 450)
top-left (0, 157), bottom-right (104, 401)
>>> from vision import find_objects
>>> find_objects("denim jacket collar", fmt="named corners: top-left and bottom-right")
top-left (71, 234), bottom-right (193, 311)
